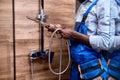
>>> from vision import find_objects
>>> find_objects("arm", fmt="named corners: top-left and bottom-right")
top-left (60, 28), bottom-right (91, 47)
top-left (46, 0), bottom-right (110, 50)
top-left (74, 0), bottom-right (110, 50)
top-left (45, 23), bottom-right (110, 50)
top-left (110, 5), bottom-right (120, 51)
top-left (85, 0), bottom-right (110, 50)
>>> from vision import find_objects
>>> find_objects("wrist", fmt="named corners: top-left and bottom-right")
top-left (70, 30), bottom-right (77, 39)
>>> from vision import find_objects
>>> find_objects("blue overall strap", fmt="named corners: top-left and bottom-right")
top-left (70, 0), bottom-right (103, 80)
top-left (115, 0), bottom-right (120, 6)
top-left (75, 0), bottom-right (99, 34)
top-left (82, 0), bottom-right (99, 22)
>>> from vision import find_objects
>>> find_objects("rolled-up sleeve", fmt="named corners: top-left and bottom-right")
top-left (76, 0), bottom-right (111, 50)
top-left (109, 36), bottom-right (120, 51)
top-left (109, 0), bottom-right (120, 51)
top-left (90, 35), bottom-right (110, 50)
top-left (88, 12), bottom-right (110, 50)
top-left (87, 0), bottom-right (110, 50)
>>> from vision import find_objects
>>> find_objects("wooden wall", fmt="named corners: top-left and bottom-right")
top-left (0, 0), bottom-right (75, 80)
top-left (0, 0), bottom-right (13, 80)
top-left (15, 0), bottom-right (75, 80)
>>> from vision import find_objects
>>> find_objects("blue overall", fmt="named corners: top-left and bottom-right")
top-left (107, 0), bottom-right (120, 79)
top-left (69, 0), bottom-right (109, 79)
top-left (108, 50), bottom-right (120, 80)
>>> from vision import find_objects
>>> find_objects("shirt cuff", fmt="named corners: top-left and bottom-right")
top-left (89, 36), bottom-right (109, 51)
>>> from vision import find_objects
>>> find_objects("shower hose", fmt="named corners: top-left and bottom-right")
top-left (48, 27), bottom-right (71, 80)
top-left (29, 20), bottom-right (71, 80)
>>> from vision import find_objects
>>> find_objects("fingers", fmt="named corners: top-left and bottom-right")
top-left (45, 24), bottom-right (56, 32)
top-left (45, 23), bottom-right (63, 32)
top-left (44, 23), bottom-right (71, 39)
top-left (60, 28), bottom-right (73, 39)
top-left (55, 24), bottom-right (62, 28)
top-left (61, 32), bottom-right (70, 39)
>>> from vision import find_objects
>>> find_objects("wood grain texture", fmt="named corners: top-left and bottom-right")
top-left (0, 0), bottom-right (13, 80)
top-left (15, 0), bottom-right (75, 80)
top-left (0, 0), bottom-right (75, 80)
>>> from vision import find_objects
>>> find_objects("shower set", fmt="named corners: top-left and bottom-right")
top-left (27, 0), bottom-right (71, 80)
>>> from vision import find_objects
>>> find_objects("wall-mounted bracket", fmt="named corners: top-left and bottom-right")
top-left (30, 50), bottom-right (54, 63)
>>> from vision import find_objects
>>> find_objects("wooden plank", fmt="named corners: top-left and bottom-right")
top-left (15, 0), bottom-right (75, 80)
top-left (0, 42), bottom-right (13, 80)
top-left (0, 0), bottom-right (13, 80)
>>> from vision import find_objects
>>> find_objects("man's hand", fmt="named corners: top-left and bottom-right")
top-left (45, 24), bottom-right (56, 32)
top-left (45, 24), bottom-right (62, 32)
top-left (60, 28), bottom-right (73, 39)
top-left (45, 23), bottom-right (74, 39)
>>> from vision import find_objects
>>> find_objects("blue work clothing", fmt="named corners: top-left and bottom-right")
top-left (76, 0), bottom-right (110, 51)
top-left (70, 0), bottom-right (109, 79)
top-left (103, 0), bottom-right (120, 79)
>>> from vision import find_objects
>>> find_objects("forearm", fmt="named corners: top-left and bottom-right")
top-left (71, 30), bottom-right (91, 47)
top-left (72, 30), bottom-right (111, 50)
